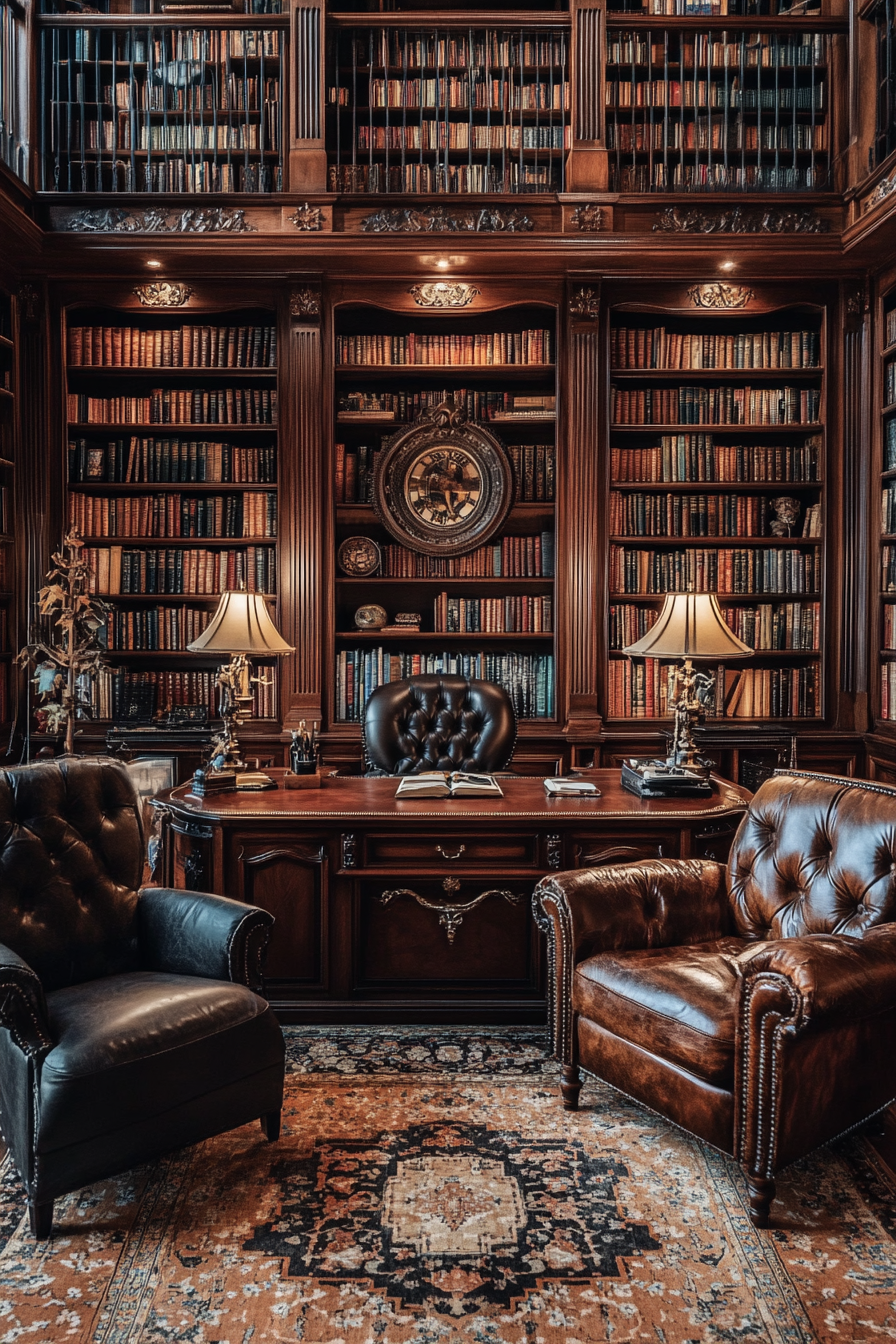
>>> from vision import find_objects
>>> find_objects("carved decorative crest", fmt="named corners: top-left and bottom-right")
top-left (688, 283), bottom-right (755, 310)
top-left (17, 283), bottom-right (40, 324)
top-left (571, 205), bottom-right (605, 233)
top-left (569, 286), bottom-right (600, 320)
top-left (655, 206), bottom-right (829, 235)
top-left (408, 282), bottom-right (480, 308)
top-left (288, 202), bottom-right (324, 232)
top-left (57, 206), bottom-right (256, 234)
top-left (362, 206), bottom-right (533, 234)
top-left (133, 281), bottom-right (194, 308)
top-left (865, 173), bottom-right (896, 213)
top-left (290, 286), bottom-right (321, 320)
top-left (846, 285), bottom-right (869, 319)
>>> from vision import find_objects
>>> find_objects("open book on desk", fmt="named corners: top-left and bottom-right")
top-left (394, 771), bottom-right (504, 799)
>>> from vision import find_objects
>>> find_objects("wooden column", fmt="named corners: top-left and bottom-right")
top-left (281, 284), bottom-right (324, 729)
top-left (562, 280), bottom-right (602, 736)
top-left (567, 1), bottom-right (607, 193)
top-left (841, 279), bottom-right (871, 731)
top-left (287, 0), bottom-right (327, 192)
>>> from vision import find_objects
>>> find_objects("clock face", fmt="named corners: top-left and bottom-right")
top-left (373, 403), bottom-right (513, 557)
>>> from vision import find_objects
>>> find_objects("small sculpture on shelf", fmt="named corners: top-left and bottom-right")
top-left (289, 720), bottom-right (319, 775)
top-left (17, 529), bottom-right (108, 756)
top-left (769, 497), bottom-right (801, 537)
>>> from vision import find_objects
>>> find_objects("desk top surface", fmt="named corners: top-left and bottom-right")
top-left (162, 770), bottom-right (751, 824)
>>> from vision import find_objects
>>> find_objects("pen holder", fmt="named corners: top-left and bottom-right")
top-left (284, 768), bottom-right (322, 790)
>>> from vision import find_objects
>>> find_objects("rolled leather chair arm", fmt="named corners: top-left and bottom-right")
top-left (737, 925), bottom-right (896, 1032)
top-left (533, 859), bottom-right (731, 1064)
top-left (138, 887), bottom-right (274, 991)
top-left (0, 943), bottom-right (53, 1057)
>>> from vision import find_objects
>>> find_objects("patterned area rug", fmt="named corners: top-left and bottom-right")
top-left (1, 1027), bottom-right (895, 1342)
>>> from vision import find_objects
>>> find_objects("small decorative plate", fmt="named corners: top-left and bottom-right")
top-left (337, 536), bottom-right (382, 576)
top-left (354, 603), bottom-right (388, 630)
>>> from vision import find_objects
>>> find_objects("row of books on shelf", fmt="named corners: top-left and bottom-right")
top-left (362, 79), bottom-right (569, 113)
top-left (612, 0), bottom-right (820, 15)
top-left (611, 437), bottom-right (821, 483)
top-left (0, 486), bottom-right (9, 535)
top-left (334, 442), bottom-right (555, 505)
top-left (607, 659), bottom-right (819, 719)
top-left (433, 593), bottom-right (553, 634)
top-left (611, 32), bottom-right (826, 68)
top-left (85, 544), bottom-right (276, 595)
top-left (68, 437), bottom-right (277, 484)
top-left (887, 308), bottom-right (896, 350)
top-left (66, 389), bottom-right (277, 427)
top-left (335, 650), bottom-right (554, 722)
top-left (879, 663), bottom-right (896, 722)
top-left (94, 77), bottom-right (279, 115)
top-left (336, 390), bottom-right (556, 422)
top-left (356, 124), bottom-right (568, 152)
top-left (70, 491), bottom-right (277, 540)
top-left (68, 325), bottom-right (277, 370)
top-left (339, 32), bottom-right (569, 70)
top-left (374, 533), bottom-right (555, 579)
top-left (611, 327), bottom-right (820, 371)
top-left (609, 492), bottom-right (821, 538)
top-left (606, 80), bottom-right (824, 112)
top-left (103, 606), bottom-right (209, 652)
top-left (49, 162), bottom-right (282, 194)
top-left (881, 547), bottom-right (896, 592)
top-left (609, 599), bottom-right (820, 651)
top-left (335, 331), bottom-right (553, 368)
top-left (881, 605), bottom-right (896, 650)
top-left (881, 486), bottom-right (896, 536)
top-left (611, 164), bottom-right (827, 192)
top-left (608, 122), bottom-right (826, 153)
top-left (76, 121), bottom-right (279, 155)
top-left (327, 163), bottom-right (561, 193)
top-left (90, 668), bottom-right (277, 723)
top-left (68, 28), bottom-right (283, 63)
top-left (886, 361), bottom-right (896, 408)
top-left (611, 386), bottom-right (821, 426)
top-left (610, 545), bottom-right (821, 594)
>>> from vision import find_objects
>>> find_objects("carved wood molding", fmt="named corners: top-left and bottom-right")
top-left (688, 283), bottom-right (755, 309)
top-left (133, 281), bottom-right (194, 308)
top-left (570, 205), bottom-right (604, 232)
top-left (290, 286), bottom-right (321, 320)
top-left (54, 206), bottom-right (256, 233)
top-left (379, 886), bottom-right (521, 944)
top-left (361, 206), bottom-right (533, 234)
top-left (864, 172), bottom-right (896, 213)
top-left (655, 206), bottom-right (829, 234)
top-left (408, 282), bottom-right (480, 308)
top-left (17, 283), bottom-right (40, 324)
top-left (569, 286), bottom-right (599, 320)
top-left (288, 203), bottom-right (325, 232)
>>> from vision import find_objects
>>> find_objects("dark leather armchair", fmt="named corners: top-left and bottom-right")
top-left (534, 770), bottom-right (896, 1228)
top-left (362, 674), bottom-right (517, 775)
top-left (0, 757), bottom-right (285, 1238)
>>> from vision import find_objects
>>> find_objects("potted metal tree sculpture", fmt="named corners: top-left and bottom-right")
top-left (17, 529), bottom-right (108, 756)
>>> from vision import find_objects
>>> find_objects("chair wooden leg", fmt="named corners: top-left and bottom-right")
top-left (28, 1200), bottom-right (53, 1239)
top-left (260, 1110), bottom-right (281, 1141)
top-left (560, 1063), bottom-right (582, 1111)
top-left (746, 1176), bottom-right (775, 1228)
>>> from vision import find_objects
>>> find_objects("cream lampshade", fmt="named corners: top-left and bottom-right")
top-left (188, 591), bottom-right (294, 771)
top-left (623, 593), bottom-right (751, 768)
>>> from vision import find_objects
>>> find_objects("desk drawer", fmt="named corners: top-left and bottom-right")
top-left (362, 831), bottom-right (540, 870)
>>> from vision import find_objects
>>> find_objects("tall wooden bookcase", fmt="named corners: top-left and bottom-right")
top-left (0, 285), bottom-right (16, 739)
top-left (875, 272), bottom-right (896, 739)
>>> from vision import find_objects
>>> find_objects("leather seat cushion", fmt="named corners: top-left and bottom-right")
top-left (574, 937), bottom-right (754, 1086)
top-left (38, 971), bottom-right (283, 1153)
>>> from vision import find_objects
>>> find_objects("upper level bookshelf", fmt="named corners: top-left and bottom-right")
top-left (1, 0), bottom-right (28, 183)
top-left (606, 298), bottom-right (826, 723)
top-left (330, 301), bottom-right (557, 728)
top-left (0, 288), bottom-right (17, 733)
top-left (63, 303), bottom-right (281, 725)
top-left (326, 21), bottom-right (571, 194)
top-left (605, 24), bottom-right (833, 193)
top-left (877, 281), bottom-right (896, 727)
top-left (38, 16), bottom-right (286, 193)
top-left (864, 0), bottom-right (896, 170)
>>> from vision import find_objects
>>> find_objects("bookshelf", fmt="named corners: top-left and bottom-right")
top-left (605, 19), bottom-right (834, 193)
top-left (865, 0), bottom-right (896, 170)
top-left (325, 19), bottom-right (571, 194)
top-left (0, 287), bottom-right (15, 733)
top-left (1, 0), bottom-right (28, 183)
top-left (38, 14), bottom-right (286, 193)
top-left (331, 301), bottom-right (557, 730)
top-left (878, 283), bottom-right (896, 727)
top-left (606, 299), bottom-right (826, 726)
top-left (63, 303), bottom-right (281, 728)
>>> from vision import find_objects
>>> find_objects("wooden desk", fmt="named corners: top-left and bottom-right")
top-left (154, 771), bottom-right (751, 1024)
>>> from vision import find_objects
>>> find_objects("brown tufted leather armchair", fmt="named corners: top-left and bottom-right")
top-left (534, 770), bottom-right (896, 1227)
top-left (0, 757), bottom-right (285, 1239)
top-left (362, 674), bottom-right (517, 775)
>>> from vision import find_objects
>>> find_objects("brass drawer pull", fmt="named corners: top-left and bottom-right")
top-left (380, 887), bottom-right (520, 944)
top-left (436, 843), bottom-right (466, 861)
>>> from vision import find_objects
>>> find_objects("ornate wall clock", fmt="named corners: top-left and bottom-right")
top-left (372, 399), bottom-right (513, 557)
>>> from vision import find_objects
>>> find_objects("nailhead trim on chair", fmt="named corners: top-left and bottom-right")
top-left (737, 971), bottom-right (801, 1178)
top-left (532, 879), bottom-right (575, 1064)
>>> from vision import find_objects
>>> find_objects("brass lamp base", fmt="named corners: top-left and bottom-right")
top-left (667, 658), bottom-right (716, 769)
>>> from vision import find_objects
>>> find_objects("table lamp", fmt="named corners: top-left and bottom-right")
top-left (187, 590), bottom-right (294, 772)
top-left (622, 592), bottom-right (751, 777)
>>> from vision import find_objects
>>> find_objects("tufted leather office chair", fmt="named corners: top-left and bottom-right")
top-left (0, 756), bottom-right (285, 1239)
top-left (362, 674), bottom-right (517, 775)
top-left (534, 770), bottom-right (896, 1228)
